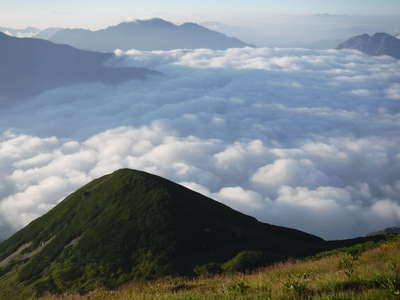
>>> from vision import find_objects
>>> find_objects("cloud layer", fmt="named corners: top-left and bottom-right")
top-left (1, 47), bottom-right (400, 240)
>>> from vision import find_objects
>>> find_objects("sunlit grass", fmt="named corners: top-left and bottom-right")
top-left (41, 236), bottom-right (400, 300)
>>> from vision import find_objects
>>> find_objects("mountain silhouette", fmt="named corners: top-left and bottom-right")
top-left (0, 169), bottom-right (382, 298)
top-left (337, 32), bottom-right (400, 59)
top-left (48, 18), bottom-right (253, 52)
top-left (0, 33), bottom-right (159, 104)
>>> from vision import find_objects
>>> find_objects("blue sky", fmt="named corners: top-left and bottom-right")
top-left (1, 0), bottom-right (400, 28)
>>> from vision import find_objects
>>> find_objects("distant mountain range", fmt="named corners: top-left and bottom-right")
top-left (0, 26), bottom-right (62, 39)
top-left (0, 169), bottom-right (383, 298)
top-left (0, 19), bottom-right (251, 53)
top-left (337, 32), bottom-right (400, 59)
top-left (0, 32), bottom-right (159, 104)
top-left (46, 18), bottom-right (252, 52)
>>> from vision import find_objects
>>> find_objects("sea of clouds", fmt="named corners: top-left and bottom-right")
top-left (1, 47), bottom-right (400, 240)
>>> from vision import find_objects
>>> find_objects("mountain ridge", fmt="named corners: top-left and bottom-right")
top-left (0, 26), bottom-right (40, 38)
top-left (367, 226), bottom-right (400, 237)
top-left (48, 18), bottom-right (253, 52)
top-left (337, 32), bottom-right (400, 59)
top-left (0, 33), bottom-right (159, 104)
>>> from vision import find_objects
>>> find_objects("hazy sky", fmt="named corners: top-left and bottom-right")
top-left (2, 0), bottom-right (400, 29)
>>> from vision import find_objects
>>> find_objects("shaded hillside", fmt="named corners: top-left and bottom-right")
top-left (337, 32), bottom-right (400, 59)
top-left (49, 18), bottom-right (253, 52)
top-left (0, 33), bottom-right (159, 103)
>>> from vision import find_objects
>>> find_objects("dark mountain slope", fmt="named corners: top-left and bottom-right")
top-left (0, 169), bottom-right (324, 297)
top-left (0, 33), bottom-right (159, 103)
top-left (49, 18), bottom-right (253, 52)
top-left (337, 32), bottom-right (400, 59)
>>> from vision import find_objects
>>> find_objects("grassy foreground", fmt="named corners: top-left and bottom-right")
top-left (41, 236), bottom-right (400, 300)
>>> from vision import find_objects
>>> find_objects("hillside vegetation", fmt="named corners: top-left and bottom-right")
top-left (40, 236), bottom-right (400, 300)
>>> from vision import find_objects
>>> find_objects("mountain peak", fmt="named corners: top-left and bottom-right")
top-left (141, 18), bottom-right (174, 25)
top-left (0, 168), bottom-right (326, 297)
top-left (117, 18), bottom-right (175, 28)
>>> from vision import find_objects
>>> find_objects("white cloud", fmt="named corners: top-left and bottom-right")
top-left (386, 83), bottom-right (400, 100)
top-left (0, 126), bottom-right (399, 240)
top-left (217, 187), bottom-right (268, 210)
top-left (351, 89), bottom-right (372, 96)
top-left (371, 200), bottom-right (400, 220)
top-left (251, 159), bottom-right (332, 190)
top-left (0, 47), bottom-right (400, 240)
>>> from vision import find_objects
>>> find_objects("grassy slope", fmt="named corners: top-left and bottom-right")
top-left (40, 236), bottom-right (400, 300)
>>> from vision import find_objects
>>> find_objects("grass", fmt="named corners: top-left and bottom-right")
top-left (39, 235), bottom-right (400, 300)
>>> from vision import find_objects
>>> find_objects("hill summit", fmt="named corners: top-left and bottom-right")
top-left (0, 169), bottom-right (328, 297)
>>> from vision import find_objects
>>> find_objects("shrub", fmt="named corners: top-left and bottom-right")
top-left (338, 255), bottom-right (356, 279)
top-left (166, 278), bottom-right (190, 293)
top-left (317, 295), bottom-right (353, 300)
top-left (52, 264), bottom-right (83, 282)
top-left (283, 274), bottom-right (309, 295)
top-left (193, 263), bottom-right (222, 276)
top-left (374, 273), bottom-right (400, 296)
top-left (222, 250), bottom-right (265, 273)
top-left (32, 277), bottom-right (58, 297)
top-left (226, 280), bottom-right (251, 294)
top-left (324, 279), bottom-right (374, 293)
top-left (309, 239), bottom-right (382, 261)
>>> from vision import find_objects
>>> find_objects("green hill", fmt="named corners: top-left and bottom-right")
top-left (0, 169), bottom-right (382, 299)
